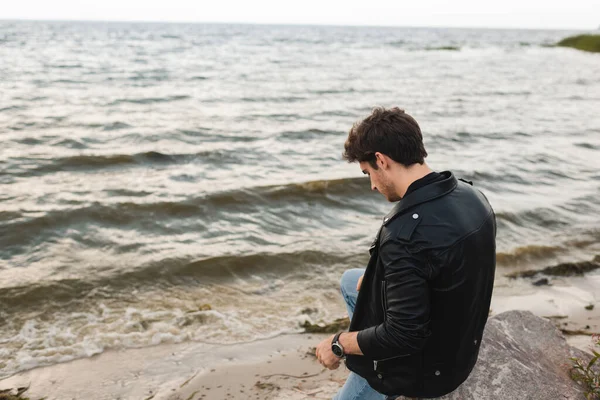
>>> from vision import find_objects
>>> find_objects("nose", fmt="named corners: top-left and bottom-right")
top-left (371, 185), bottom-right (377, 192)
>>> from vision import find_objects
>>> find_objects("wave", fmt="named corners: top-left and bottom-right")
top-left (0, 250), bottom-right (362, 313)
top-left (107, 95), bottom-right (190, 106)
top-left (50, 138), bottom-right (87, 149)
top-left (51, 79), bottom-right (86, 84)
top-left (385, 42), bottom-right (460, 51)
top-left (128, 74), bottom-right (170, 82)
top-left (8, 121), bottom-right (37, 131)
top-left (0, 211), bottom-right (21, 223)
top-left (4, 150), bottom-right (244, 176)
top-left (387, 40), bottom-right (405, 47)
top-left (279, 128), bottom-right (343, 140)
top-left (315, 110), bottom-right (359, 117)
top-left (102, 121), bottom-right (132, 131)
top-left (455, 170), bottom-right (530, 187)
top-left (423, 46), bottom-right (460, 51)
top-left (240, 113), bottom-right (302, 122)
top-left (211, 176), bottom-right (370, 205)
top-left (46, 63), bottom-right (83, 69)
top-left (0, 177), bottom-right (372, 249)
top-left (481, 90), bottom-right (532, 96)
top-left (240, 96), bottom-right (307, 103)
top-left (14, 137), bottom-right (43, 145)
top-left (37, 151), bottom-right (175, 170)
top-left (273, 37), bottom-right (327, 45)
top-left (176, 129), bottom-right (259, 142)
top-left (310, 88), bottom-right (356, 95)
top-left (0, 105), bottom-right (26, 113)
top-left (5, 173), bottom-right (594, 249)
top-left (496, 245), bottom-right (565, 266)
top-left (495, 208), bottom-right (570, 230)
top-left (574, 142), bottom-right (599, 150)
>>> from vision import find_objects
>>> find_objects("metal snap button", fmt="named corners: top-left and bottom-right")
top-left (377, 373), bottom-right (383, 379)
top-left (412, 213), bottom-right (419, 219)
top-left (474, 339), bottom-right (478, 345)
top-left (435, 370), bottom-right (441, 376)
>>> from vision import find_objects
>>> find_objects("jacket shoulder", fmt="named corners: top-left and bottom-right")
top-left (380, 210), bottom-right (423, 246)
top-left (383, 181), bottom-right (494, 250)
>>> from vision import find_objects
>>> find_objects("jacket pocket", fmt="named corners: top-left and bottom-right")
top-left (373, 353), bottom-right (423, 396)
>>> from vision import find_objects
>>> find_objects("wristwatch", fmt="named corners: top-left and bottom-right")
top-left (331, 332), bottom-right (345, 358)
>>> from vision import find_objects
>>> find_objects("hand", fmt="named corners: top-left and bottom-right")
top-left (356, 274), bottom-right (364, 291)
top-left (315, 334), bottom-right (341, 370)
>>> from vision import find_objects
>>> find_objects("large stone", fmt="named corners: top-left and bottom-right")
top-left (432, 310), bottom-right (594, 400)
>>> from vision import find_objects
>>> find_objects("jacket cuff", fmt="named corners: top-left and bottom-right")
top-left (356, 325), bottom-right (380, 359)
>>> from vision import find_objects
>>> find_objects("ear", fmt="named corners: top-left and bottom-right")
top-left (374, 152), bottom-right (389, 169)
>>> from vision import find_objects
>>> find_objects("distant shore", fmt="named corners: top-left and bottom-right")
top-left (557, 34), bottom-right (600, 52)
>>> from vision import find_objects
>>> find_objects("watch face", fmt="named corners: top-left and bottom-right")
top-left (332, 343), bottom-right (344, 357)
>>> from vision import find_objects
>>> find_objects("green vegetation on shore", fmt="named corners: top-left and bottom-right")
top-left (556, 34), bottom-right (600, 53)
top-left (569, 334), bottom-right (600, 399)
top-left (0, 386), bottom-right (45, 400)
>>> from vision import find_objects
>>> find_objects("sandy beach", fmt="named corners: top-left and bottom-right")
top-left (2, 269), bottom-right (598, 400)
top-left (0, 332), bottom-right (347, 400)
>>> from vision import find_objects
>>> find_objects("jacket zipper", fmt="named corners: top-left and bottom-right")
top-left (373, 353), bottom-right (413, 371)
top-left (375, 280), bottom-right (387, 373)
top-left (376, 282), bottom-right (413, 373)
top-left (381, 280), bottom-right (387, 322)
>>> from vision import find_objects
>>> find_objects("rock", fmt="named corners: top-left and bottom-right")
top-left (532, 277), bottom-right (550, 286)
top-left (300, 317), bottom-right (350, 333)
top-left (432, 310), bottom-right (595, 399)
top-left (556, 34), bottom-right (600, 53)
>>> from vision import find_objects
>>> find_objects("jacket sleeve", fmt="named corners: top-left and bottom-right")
top-left (356, 238), bottom-right (432, 360)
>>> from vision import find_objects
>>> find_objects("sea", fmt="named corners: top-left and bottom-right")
top-left (1, 20), bottom-right (599, 380)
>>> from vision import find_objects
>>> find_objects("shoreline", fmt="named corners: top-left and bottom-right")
top-left (1, 325), bottom-right (595, 400)
top-left (1, 272), bottom-right (598, 399)
top-left (0, 333), bottom-right (339, 400)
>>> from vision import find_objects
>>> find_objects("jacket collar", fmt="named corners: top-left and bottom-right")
top-left (383, 171), bottom-right (457, 226)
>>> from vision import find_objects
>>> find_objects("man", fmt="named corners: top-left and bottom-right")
top-left (315, 107), bottom-right (496, 399)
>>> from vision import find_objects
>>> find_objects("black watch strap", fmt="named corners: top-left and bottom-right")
top-left (332, 331), bottom-right (342, 344)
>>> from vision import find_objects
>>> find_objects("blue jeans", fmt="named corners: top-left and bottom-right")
top-left (333, 268), bottom-right (387, 400)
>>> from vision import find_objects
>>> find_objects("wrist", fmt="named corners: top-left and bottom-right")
top-left (331, 331), bottom-right (346, 358)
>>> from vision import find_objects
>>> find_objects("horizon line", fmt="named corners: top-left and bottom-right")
top-left (1, 17), bottom-right (595, 31)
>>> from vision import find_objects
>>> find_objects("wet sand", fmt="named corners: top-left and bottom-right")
top-left (0, 333), bottom-right (346, 400)
top-left (1, 271), bottom-right (598, 400)
top-left (174, 338), bottom-right (348, 400)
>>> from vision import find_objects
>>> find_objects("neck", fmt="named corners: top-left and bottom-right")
top-left (394, 163), bottom-right (433, 199)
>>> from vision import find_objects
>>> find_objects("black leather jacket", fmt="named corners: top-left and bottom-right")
top-left (345, 171), bottom-right (496, 398)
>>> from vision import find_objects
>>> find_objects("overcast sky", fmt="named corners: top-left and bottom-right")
top-left (1, 0), bottom-right (598, 30)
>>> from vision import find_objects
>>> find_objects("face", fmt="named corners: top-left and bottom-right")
top-left (359, 160), bottom-right (400, 202)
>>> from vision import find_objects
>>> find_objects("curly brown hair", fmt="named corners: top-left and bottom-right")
top-left (343, 106), bottom-right (428, 169)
